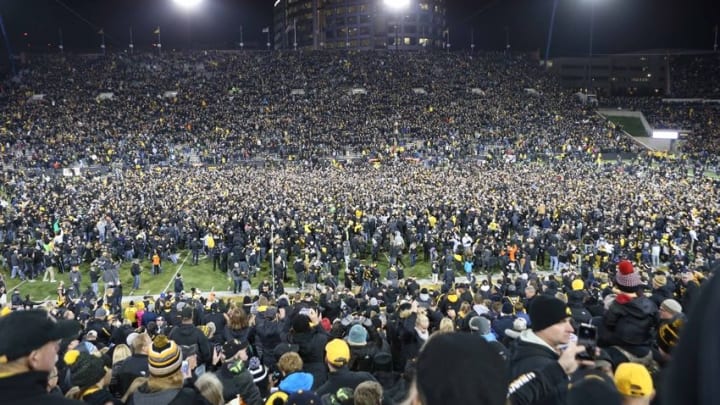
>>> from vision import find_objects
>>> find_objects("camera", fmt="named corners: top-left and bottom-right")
top-left (576, 323), bottom-right (597, 360)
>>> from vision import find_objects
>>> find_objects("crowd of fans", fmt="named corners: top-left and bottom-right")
top-left (667, 53), bottom-right (720, 98)
top-left (1, 50), bottom-right (638, 169)
top-left (602, 53), bottom-right (720, 156)
top-left (603, 96), bottom-right (720, 157)
top-left (0, 49), bottom-right (718, 405)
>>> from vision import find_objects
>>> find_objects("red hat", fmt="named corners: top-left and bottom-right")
top-left (616, 260), bottom-right (641, 292)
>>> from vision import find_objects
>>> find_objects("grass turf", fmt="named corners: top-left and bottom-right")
top-left (605, 115), bottom-right (648, 137)
top-left (3, 250), bottom-right (435, 302)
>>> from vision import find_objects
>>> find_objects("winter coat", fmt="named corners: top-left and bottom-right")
top-left (398, 312), bottom-right (427, 368)
top-left (278, 372), bottom-right (314, 392)
top-left (116, 354), bottom-right (149, 397)
top-left (0, 371), bottom-right (84, 405)
top-left (168, 323), bottom-right (212, 365)
top-left (253, 317), bottom-right (282, 366)
top-left (315, 367), bottom-right (378, 397)
top-left (290, 325), bottom-right (329, 388)
top-left (599, 294), bottom-right (658, 347)
top-left (214, 361), bottom-right (262, 405)
top-left (127, 381), bottom-right (210, 405)
top-left (508, 330), bottom-right (565, 405)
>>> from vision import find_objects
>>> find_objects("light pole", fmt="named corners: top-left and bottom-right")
top-left (587, 0), bottom-right (595, 94)
top-left (270, 225), bottom-right (275, 298)
top-left (544, 0), bottom-right (559, 69)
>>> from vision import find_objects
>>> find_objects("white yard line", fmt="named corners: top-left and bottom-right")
top-left (163, 253), bottom-right (190, 293)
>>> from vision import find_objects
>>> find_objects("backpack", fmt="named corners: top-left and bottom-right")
top-left (611, 345), bottom-right (661, 376)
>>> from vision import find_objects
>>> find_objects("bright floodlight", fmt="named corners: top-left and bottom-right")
top-left (173, 0), bottom-right (203, 10)
top-left (384, 0), bottom-right (411, 10)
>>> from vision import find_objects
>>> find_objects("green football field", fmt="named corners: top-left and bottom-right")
top-left (3, 251), bottom-right (434, 302)
top-left (605, 115), bottom-right (648, 137)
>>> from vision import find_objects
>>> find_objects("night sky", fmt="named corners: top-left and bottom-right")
top-left (0, 0), bottom-right (718, 55)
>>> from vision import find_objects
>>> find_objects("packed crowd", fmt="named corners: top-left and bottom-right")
top-left (0, 154), bottom-right (718, 404)
top-left (603, 96), bottom-right (720, 156)
top-left (668, 53), bottom-right (720, 98)
top-left (1, 51), bottom-right (637, 169)
top-left (0, 228), bottom-right (713, 405)
top-left (0, 50), bottom-right (718, 405)
top-left (602, 53), bottom-right (720, 156)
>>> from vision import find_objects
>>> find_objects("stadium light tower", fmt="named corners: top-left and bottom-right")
top-left (383, 0), bottom-right (410, 51)
top-left (384, 0), bottom-right (411, 10)
top-left (585, 0), bottom-right (601, 94)
top-left (173, 0), bottom-right (203, 11)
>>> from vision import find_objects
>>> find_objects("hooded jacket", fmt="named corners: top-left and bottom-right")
top-left (599, 294), bottom-right (658, 347)
top-left (278, 371), bottom-right (314, 392)
top-left (508, 330), bottom-right (565, 405)
top-left (290, 325), bottom-right (329, 388)
top-left (214, 360), bottom-right (262, 405)
top-left (168, 323), bottom-right (211, 365)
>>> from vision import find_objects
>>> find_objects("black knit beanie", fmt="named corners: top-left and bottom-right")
top-left (529, 295), bottom-right (569, 332)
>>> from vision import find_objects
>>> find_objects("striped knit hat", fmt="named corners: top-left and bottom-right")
top-left (149, 334), bottom-right (182, 377)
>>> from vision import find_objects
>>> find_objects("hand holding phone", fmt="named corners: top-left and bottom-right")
top-left (576, 323), bottom-right (597, 360)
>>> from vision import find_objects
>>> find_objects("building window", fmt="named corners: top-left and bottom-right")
top-left (419, 38), bottom-right (429, 46)
top-left (403, 37), bottom-right (411, 45)
top-left (419, 2), bottom-right (429, 11)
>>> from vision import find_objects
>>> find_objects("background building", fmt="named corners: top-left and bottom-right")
top-left (550, 53), bottom-right (670, 96)
top-left (272, 0), bottom-right (447, 51)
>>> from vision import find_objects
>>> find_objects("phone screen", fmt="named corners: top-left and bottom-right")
top-left (578, 324), bottom-right (597, 341)
top-left (576, 323), bottom-right (597, 359)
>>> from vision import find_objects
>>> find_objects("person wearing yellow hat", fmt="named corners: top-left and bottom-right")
top-left (614, 363), bottom-right (655, 405)
top-left (315, 339), bottom-right (377, 397)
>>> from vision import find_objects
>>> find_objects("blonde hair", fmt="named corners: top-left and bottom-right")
top-left (278, 352), bottom-right (303, 374)
top-left (415, 314), bottom-right (429, 328)
top-left (132, 333), bottom-right (151, 354)
top-left (194, 373), bottom-right (224, 405)
top-left (147, 369), bottom-right (184, 392)
top-left (112, 344), bottom-right (132, 365)
top-left (437, 317), bottom-right (455, 334)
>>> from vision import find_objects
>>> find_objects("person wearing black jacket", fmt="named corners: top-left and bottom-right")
top-left (648, 273), bottom-right (673, 308)
top-left (253, 308), bottom-right (282, 367)
top-left (213, 340), bottom-right (262, 405)
top-left (169, 307), bottom-right (211, 367)
top-left (288, 313), bottom-right (328, 388)
top-left (203, 304), bottom-right (227, 343)
top-left (508, 296), bottom-right (573, 405)
top-left (116, 333), bottom-right (151, 398)
top-left (0, 310), bottom-right (83, 405)
top-left (397, 306), bottom-right (429, 370)
top-left (315, 339), bottom-right (378, 397)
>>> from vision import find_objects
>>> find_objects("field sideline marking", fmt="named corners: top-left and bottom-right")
top-left (163, 253), bottom-right (191, 294)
